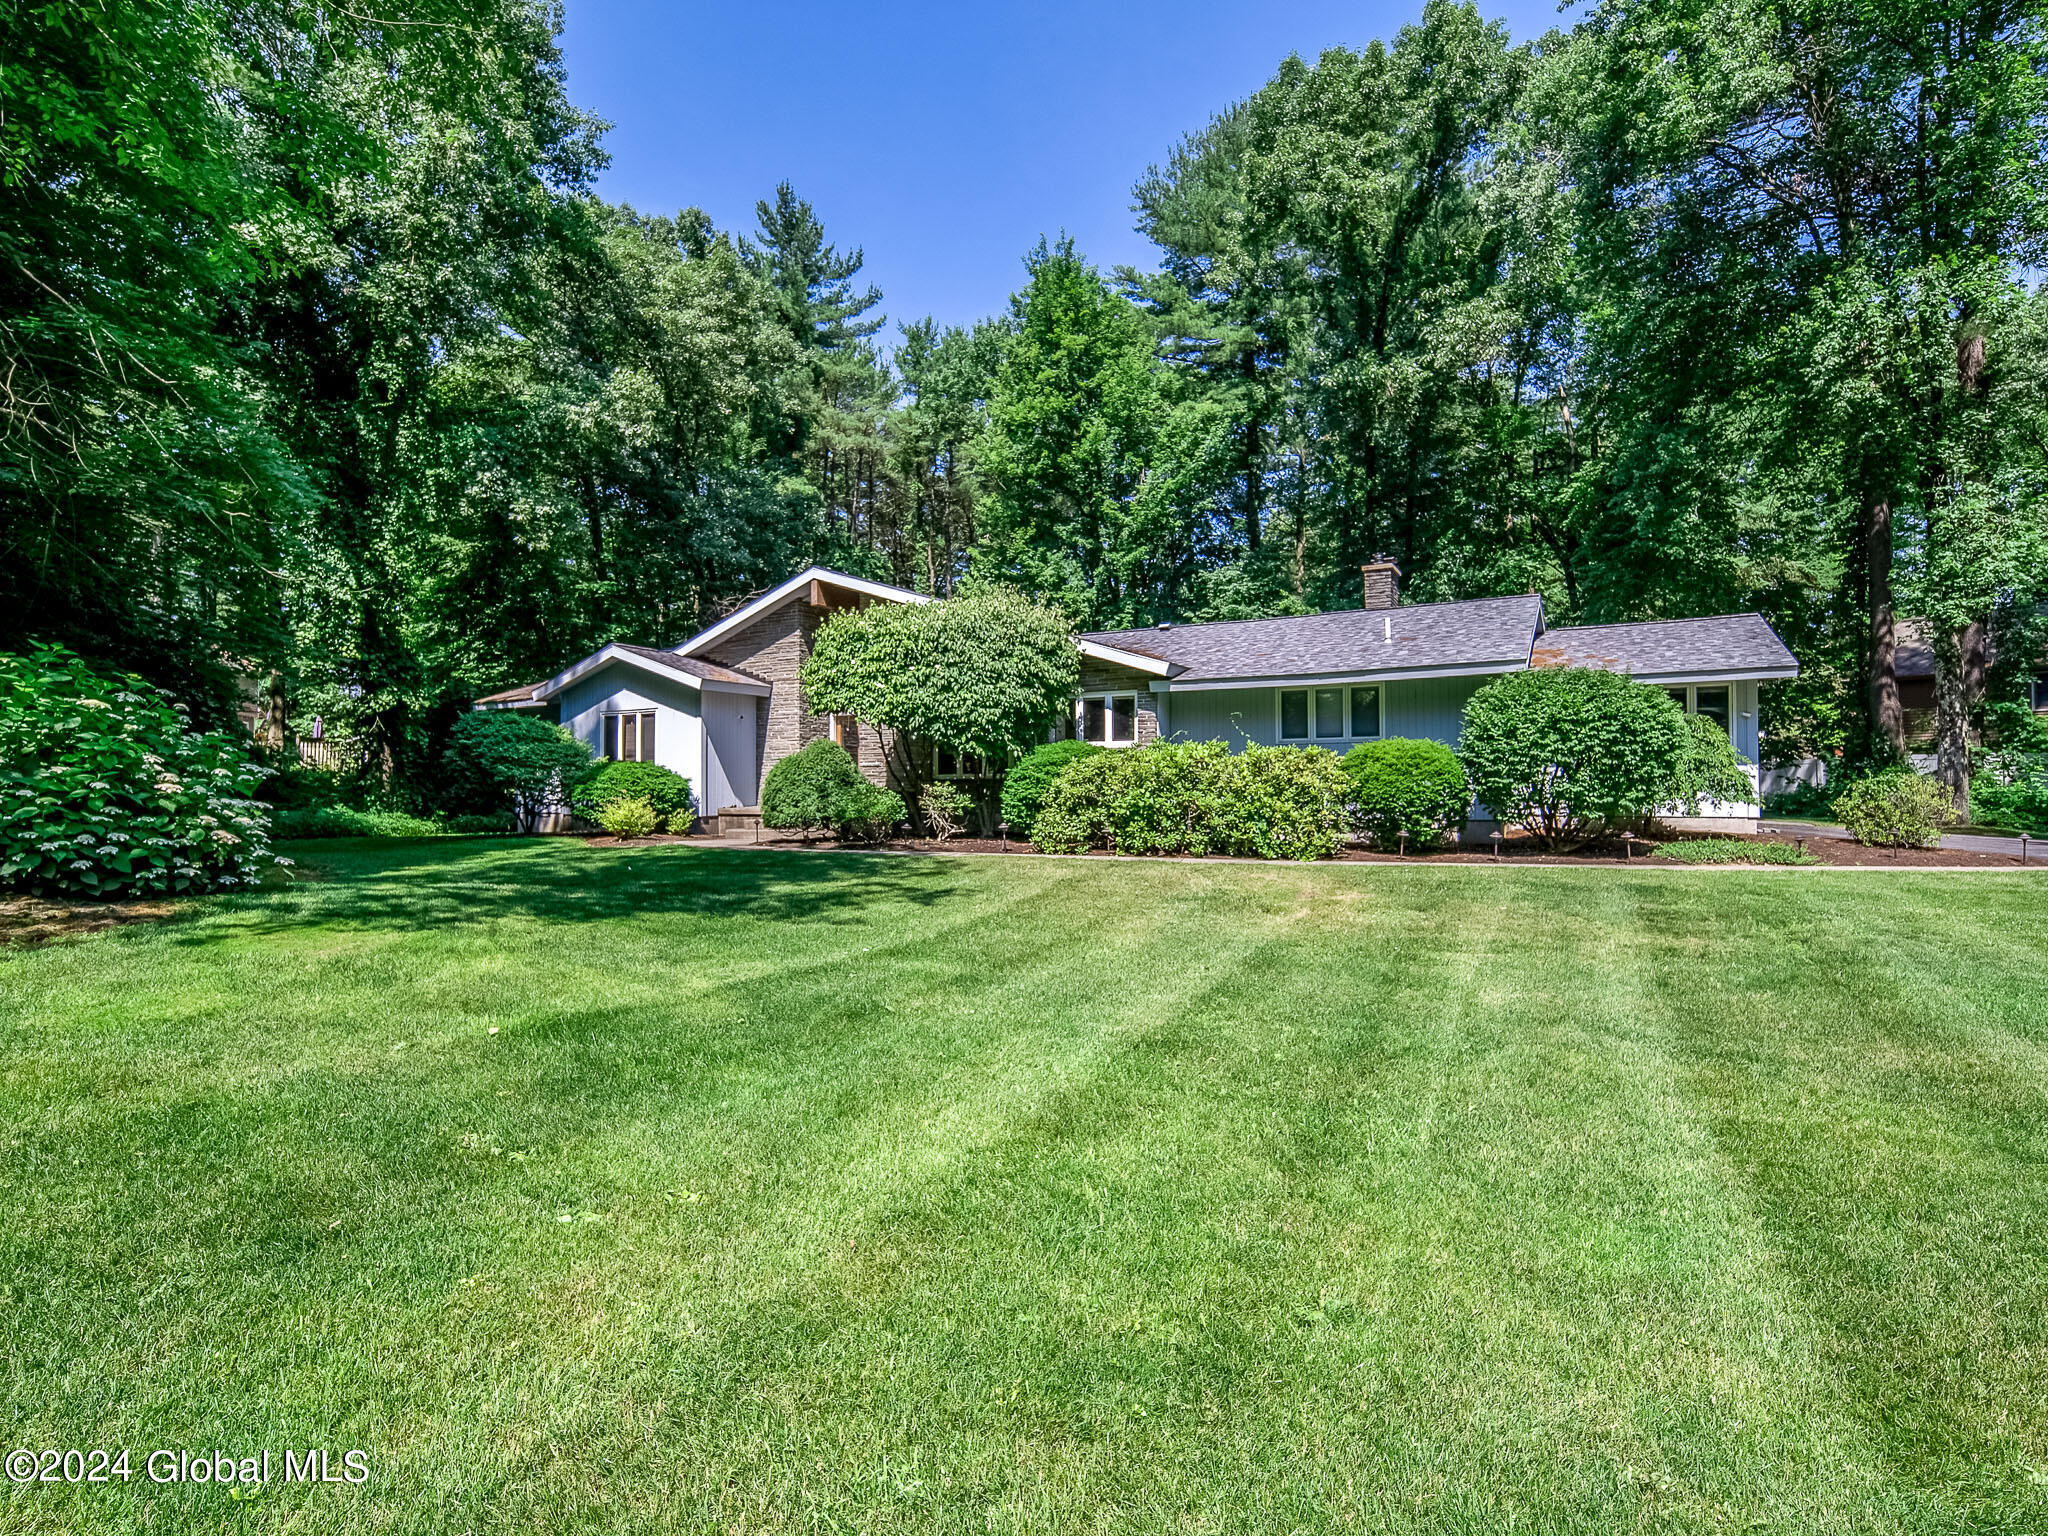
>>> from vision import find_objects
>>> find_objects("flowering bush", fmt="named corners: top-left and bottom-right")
top-left (0, 645), bottom-right (286, 897)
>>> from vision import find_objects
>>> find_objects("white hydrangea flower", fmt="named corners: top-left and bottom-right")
top-left (209, 830), bottom-right (240, 844)
top-left (196, 814), bottom-right (218, 827)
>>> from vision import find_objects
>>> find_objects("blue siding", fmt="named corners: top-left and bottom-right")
top-left (1159, 675), bottom-right (1488, 751)
top-left (1159, 688), bottom-right (1276, 747)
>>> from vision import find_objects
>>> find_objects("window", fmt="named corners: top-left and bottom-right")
top-left (1667, 685), bottom-right (1738, 737)
top-left (2035, 673), bottom-right (2048, 713)
top-left (828, 713), bottom-right (857, 751)
top-left (1078, 693), bottom-right (1138, 746)
top-left (1314, 687), bottom-right (1346, 739)
top-left (1279, 690), bottom-right (1310, 740)
top-left (1693, 685), bottom-right (1731, 733)
top-left (1281, 686), bottom-right (1381, 742)
top-left (1350, 686), bottom-right (1381, 740)
top-left (603, 710), bottom-right (655, 762)
top-left (934, 745), bottom-right (985, 779)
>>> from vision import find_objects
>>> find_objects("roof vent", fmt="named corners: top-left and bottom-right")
top-left (1362, 557), bottom-right (1401, 611)
top-left (1156, 622), bottom-right (1172, 630)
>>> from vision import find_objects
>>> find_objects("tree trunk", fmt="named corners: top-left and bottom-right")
top-left (1865, 492), bottom-right (1904, 760)
top-left (1932, 619), bottom-right (1986, 820)
top-left (265, 672), bottom-right (289, 752)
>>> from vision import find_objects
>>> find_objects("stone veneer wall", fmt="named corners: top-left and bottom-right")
top-left (698, 593), bottom-right (898, 798)
top-left (1074, 660), bottom-right (1162, 745)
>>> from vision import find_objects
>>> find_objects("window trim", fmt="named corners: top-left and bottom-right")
top-left (2034, 673), bottom-right (2048, 713)
top-left (1076, 692), bottom-right (1140, 748)
top-left (1278, 685), bottom-right (1383, 745)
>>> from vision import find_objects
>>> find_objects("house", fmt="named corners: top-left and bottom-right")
top-left (481, 560), bottom-right (1799, 833)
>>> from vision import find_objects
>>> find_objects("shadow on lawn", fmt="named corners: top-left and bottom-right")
top-left (177, 839), bottom-right (967, 943)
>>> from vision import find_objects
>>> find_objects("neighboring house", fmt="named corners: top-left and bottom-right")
top-left (480, 560), bottom-right (1800, 833)
top-left (1893, 620), bottom-right (2048, 747)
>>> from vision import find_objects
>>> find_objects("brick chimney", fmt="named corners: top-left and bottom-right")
top-left (1362, 556), bottom-right (1401, 611)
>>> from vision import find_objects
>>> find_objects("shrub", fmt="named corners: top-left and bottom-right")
top-left (272, 806), bottom-right (441, 839)
top-left (1341, 738), bottom-right (1469, 851)
top-left (1971, 751), bottom-right (2048, 835)
top-left (762, 739), bottom-right (865, 841)
top-left (1762, 779), bottom-right (1835, 819)
top-left (1654, 838), bottom-right (1816, 865)
top-left (1000, 740), bottom-right (1103, 833)
top-left (1213, 746), bottom-right (1351, 860)
top-left (445, 712), bottom-right (592, 831)
top-left (1030, 741), bottom-right (1348, 861)
top-left (1667, 714), bottom-right (1753, 814)
top-left (447, 812), bottom-right (515, 835)
top-left (919, 782), bottom-right (971, 840)
top-left (570, 760), bottom-right (694, 830)
top-left (1460, 669), bottom-right (1688, 851)
top-left (0, 644), bottom-right (286, 897)
top-left (596, 795), bottom-right (660, 840)
top-left (1833, 769), bottom-right (1959, 848)
top-left (834, 782), bottom-right (905, 843)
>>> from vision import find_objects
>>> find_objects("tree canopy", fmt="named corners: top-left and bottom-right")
top-left (6, 0), bottom-right (2047, 810)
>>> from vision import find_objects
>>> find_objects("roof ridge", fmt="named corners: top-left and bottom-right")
top-left (1546, 612), bottom-right (1764, 633)
top-left (1083, 592), bottom-right (1539, 639)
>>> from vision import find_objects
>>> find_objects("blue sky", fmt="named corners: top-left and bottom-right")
top-left (559, 0), bottom-right (1573, 341)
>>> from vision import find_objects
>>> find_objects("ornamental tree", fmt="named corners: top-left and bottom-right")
top-left (1459, 669), bottom-right (1687, 851)
top-left (444, 712), bottom-right (593, 832)
top-left (801, 586), bottom-right (1079, 801)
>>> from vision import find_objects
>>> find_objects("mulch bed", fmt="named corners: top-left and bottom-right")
top-left (0, 895), bottom-right (178, 948)
top-left (596, 828), bottom-right (2036, 868)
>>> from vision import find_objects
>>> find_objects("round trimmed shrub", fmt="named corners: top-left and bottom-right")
top-left (834, 782), bottom-right (905, 843)
top-left (1460, 668), bottom-right (1687, 850)
top-left (0, 644), bottom-right (287, 896)
top-left (1000, 740), bottom-right (1104, 834)
top-left (596, 795), bottom-right (660, 840)
top-left (1341, 738), bottom-right (1470, 851)
top-left (761, 739), bottom-right (864, 840)
top-left (570, 760), bottom-right (694, 830)
top-left (1834, 769), bottom-right (1959, 848)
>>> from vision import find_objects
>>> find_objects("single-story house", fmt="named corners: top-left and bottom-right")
top-left (480, 560), bottom-right (1799, 833)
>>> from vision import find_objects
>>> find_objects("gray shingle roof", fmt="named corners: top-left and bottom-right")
top-left (614, 644), bottom-right (766, 688)
top-left (1532, 614), bottom-right (1797, 681)
top-left (484, 645), bottom-right (766, 708)
top-left (1084, 595), bottom-right (1546, 685)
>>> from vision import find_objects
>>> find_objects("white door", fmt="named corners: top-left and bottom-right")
top-left (702, 692), bottom-right (758, 810)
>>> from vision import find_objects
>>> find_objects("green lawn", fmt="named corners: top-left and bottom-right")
top-left (4, 841), bottom-right (2047, 1534)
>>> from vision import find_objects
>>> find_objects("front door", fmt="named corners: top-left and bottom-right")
top-left (703, 692), bottom-right (758, 809)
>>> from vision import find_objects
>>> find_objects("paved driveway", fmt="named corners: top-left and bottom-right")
top-left (1761, 821), bottom-right (2042, 860)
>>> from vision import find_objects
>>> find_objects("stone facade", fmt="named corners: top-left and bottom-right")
top-left (1073, 660), bottom-right (1163, 745)
top-left (697, 590), bottom-right (900, 802)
